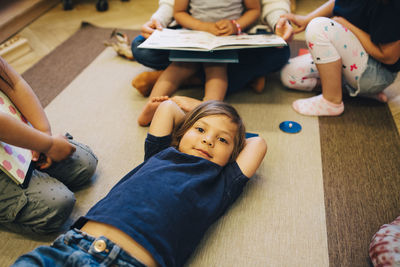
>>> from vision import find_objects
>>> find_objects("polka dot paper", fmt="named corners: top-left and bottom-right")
top-left (0, 90), bottom-right (33, 186)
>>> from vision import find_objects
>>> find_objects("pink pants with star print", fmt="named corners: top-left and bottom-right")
top-left (369, 216), bottom-right (400, 266)
top-left (281, 17), bottom-right (368, 96)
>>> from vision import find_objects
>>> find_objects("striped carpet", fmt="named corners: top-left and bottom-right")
top-left (1, 22), bottom-right (399, 267)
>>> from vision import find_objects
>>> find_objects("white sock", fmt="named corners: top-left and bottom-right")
top-left (292, 94), bottom-right (344, 116)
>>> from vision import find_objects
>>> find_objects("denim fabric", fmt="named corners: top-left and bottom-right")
top-left (11, 229), bottom-right (147, 267)
top-left (131, 34), bottom-right (290, 94)
top-left (227, 45), bottom-right (290, 94)
top-left (352, 57), bottom-right (398, 96)
top-left (131, 35), bottom-right (170, 70)
top-left (0, 137), bottom-right (98, 234)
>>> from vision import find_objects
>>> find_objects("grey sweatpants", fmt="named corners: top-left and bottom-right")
top-left (0, 138), bottom-right (98, 234)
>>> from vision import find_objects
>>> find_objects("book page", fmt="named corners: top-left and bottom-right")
top-left (139, 29), bottom-right (287, 51)
top-left (139, 29), bottom-right (217, 50)
top-left (211, 34), bottom-right (287, 49)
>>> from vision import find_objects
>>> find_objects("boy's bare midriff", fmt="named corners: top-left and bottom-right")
top-left (81, 220), bottom-right (159, 267)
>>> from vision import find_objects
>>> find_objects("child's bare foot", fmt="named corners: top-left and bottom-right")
top-left (374, 92), bottom-right (388, 103)
top-left (138, 96), bottom-right (169, 126)
top-left (250, 76), bottom-right (266, 93)
top-left (360, 92), bottom-right (388, 103)
top-left (132, 70), bottom-right (164, 97)
top-left (171, 96), bottom-right (202, 112)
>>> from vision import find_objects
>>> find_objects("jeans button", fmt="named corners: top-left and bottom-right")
top-left (93, 240), bottom-right (107, 252)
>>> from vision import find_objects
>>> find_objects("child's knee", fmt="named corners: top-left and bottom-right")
top-left (67, 141), bottom-right (98, 188)
top-left (4, 184), bottom-right (76, 234)
top-left (131, 35), bottom-right (145, 57)
top-left (77, 146), bottom-right (98, 182)
top-left (280, 62), bottom-right (296, 89)
top-left (305, 17), bottom-right (331, 41)
top-left (31, 191), bottom-right (76, 234)
top-left (280, 60), bottom-right (317, 91)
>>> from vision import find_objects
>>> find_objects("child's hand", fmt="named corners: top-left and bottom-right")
top-left (45, 134), bottom-right (76, 163)
top-left (32, 152), bottom-right (52, 170)
top-left (280, 13), bottom-right (308, 34)
top-left (275, 17), bottom-right (294, 42)
top-left (141, 19), bottom-right (163, 39)
top-left (215, 19), bottom-right (236, 36)
top-left (202, 22), bottom-right (221, 36)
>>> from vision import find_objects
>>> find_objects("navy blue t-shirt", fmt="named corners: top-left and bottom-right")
top-left (333, 0), bottom-right (400, 72)
top-left (73, 134), bottom-right (249, 267)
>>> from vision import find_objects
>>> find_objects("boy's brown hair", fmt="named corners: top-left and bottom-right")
top-left (172, 100), bottom-right (246, 162)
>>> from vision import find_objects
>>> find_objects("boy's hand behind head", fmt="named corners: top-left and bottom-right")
top-left (45, 134), bottom-right (76, 162)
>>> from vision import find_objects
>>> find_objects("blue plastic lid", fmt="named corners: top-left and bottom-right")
top-left (279, 121), bottom-right (302, 133)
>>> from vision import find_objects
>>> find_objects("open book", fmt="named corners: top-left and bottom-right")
top-left (0, 90), bottom-right (34, 188)
top-left (138, 29), bottom-right (287, 51)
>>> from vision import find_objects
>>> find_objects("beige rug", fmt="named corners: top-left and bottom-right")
top-left (3, 23), bottom-right (400, 267)
top-left (1, 47), bottom-right (329, 266)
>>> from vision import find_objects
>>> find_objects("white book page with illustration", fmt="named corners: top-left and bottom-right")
top-left (139, 29), bottom-right (287, 51)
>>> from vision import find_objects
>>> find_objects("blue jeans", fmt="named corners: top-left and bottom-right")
top-left (354, 57), bottom-right (398, 96)
top-left (11, 229), bottom-right (147, 267)
top-left (131, 35), bottom-right (291, 94)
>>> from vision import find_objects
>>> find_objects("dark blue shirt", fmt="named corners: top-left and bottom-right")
top-left (333, 0), bottom-right (400, 72)
top-left (73, 134), bottom-right (248, 267)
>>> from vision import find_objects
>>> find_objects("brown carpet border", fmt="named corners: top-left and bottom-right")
top-left (320, 90), bottom-right (400, 266)
top-left (22, 22), bottom-right (140, 107)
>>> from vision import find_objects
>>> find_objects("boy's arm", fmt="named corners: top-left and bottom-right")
top-left (149, 100), bottom-right (185, 137)
top-left (236, 136), bottom-right (267, 178)
top-left (332, 16), bottom-right (400, 65)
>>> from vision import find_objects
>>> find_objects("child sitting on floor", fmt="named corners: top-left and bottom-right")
top-left (137, 0), bottom-right (261, 126)
top-left (0, 56), bottom-right (98, 235)
top-left (12, 100), bottom-right (267, 267)
top-left (280, 0), bottom-right (400, 116)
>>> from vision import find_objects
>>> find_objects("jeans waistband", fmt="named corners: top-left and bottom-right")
top-left (62, 229), bottom-right (147, 267)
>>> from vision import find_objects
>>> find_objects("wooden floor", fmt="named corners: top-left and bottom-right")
top-left (3, 0), bottom-right (400, 131)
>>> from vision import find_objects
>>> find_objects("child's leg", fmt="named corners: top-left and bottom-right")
top-left (149, 62), bottom-right (199, 98)
top-left (203, 63), bottom-right (228, 101)
top-left (292, 17), bottom-right (369, 116)
top-left (369, 216), bottom-right (400, 267)
top-left (170, 64), bottom-right (227, 113)
top-left (228, 46), bottom-right (290, 94)
top-left (132, 70), bottom-right (164, 97)
top-left (0, 171), bottom-right (75, 234)
top-left (138, 62), bottom-right (199, 126)
top-left (44, 137), bottom-right (98, 190)
top-left (280, 53), bottom-right (320, 91)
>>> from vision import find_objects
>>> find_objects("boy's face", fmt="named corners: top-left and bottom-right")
top-left (178, 115), bottom-right (237, 166)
